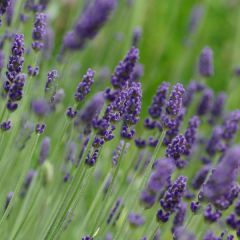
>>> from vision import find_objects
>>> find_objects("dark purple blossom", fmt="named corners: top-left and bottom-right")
top-left (5, 34), bottom-right (25, 90)
top-left (32, 13), bottom-right (47, 51)
top-left (166, 83), bottom-right (185, 116)
top-left (222, 110), bottom-right (240, 141)
top-left (0, 120), bottom-right (11, 131)
top-left (66, 106), bottom-right (77, 119)
top-left (111, 47), bottom-right (139, 90)
top-left (190, 201), bottom-right (201, 214)
top-left (74, 68), bottom-right (95, 102)
top-left (160, 176), bottom-right (187, 213)
top-left (148, 82), bottom-right (169, 119)
top-left (184, 116), bottom-right (200, 155)
top-left (166, 135), bottom-right (187, 168)
top-left (198, 47), bottom-right (214, 77)
top-left (85, 149), bottom-right (99, 166)
top-left (35, 123), bottom-right (46, 134)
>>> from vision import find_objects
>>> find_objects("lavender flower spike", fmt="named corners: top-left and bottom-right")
top-left (32, 12), bottom-right (47, 51)
top-left (166, 83), bottom-right (185, 116)
top-left (5, 33), bottom-right (25, 89)
top-left (111, 47), bottom-right (139, 90)
top-left (198, 46), bottom-right (214, 77)
top-left (64, 0), bottom-right (116, 51)
top-left (203, 145), bottom-right (240, 208)
top-left (74, 68), bottom-right (95, 102)
top-left (148, 82), bottom-right (169, 119)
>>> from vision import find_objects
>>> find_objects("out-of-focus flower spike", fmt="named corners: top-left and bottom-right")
top-left (39, 137), bottom-right (50, 164)
top-left (74, 68), bottom-right (95, 102)
top-left (197, 88), bottom-right (213, 116)
top-left (63, 0), bottom-right (117, 51)
top-left (32, 12), bottom-right (47, 51)
top-left (198, 47), bottom-right (214, 77)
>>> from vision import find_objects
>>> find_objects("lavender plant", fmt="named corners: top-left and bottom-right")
top-left (0, 1), bottom-right (239, 240)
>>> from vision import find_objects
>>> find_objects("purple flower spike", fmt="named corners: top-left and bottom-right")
top-left (74, 68), bottom-right (95, 102)
top-left (148, 82), bottom-right (169, 119)
top-left (203, 146), bottom-right (240, 208)
top-left (5, 33), bottom-right (25, 89)
top-left (222, 110), bottom-right (240, 141)
top-left (6, 0), bottom-right (15, 26)
top-left (111, 47), bottom-right (139, 90)
top-left (184, 116), bottom-right (200, 155)
top-left (147, 158), bottom-right (175, 194)
top-left (198, 47), bottom-right (214, 77)
top-left (39, 137), bottom-right (50, 164)
top-left (128, 212), bottom-right (145, 227)
top-left (32, 13), bottom-right (47, 51)
top-left (166, 83), bottom-right (185, 117)
top-left (166, 135), bottom-right (187, 167)
top-left (211, 92), bottom-right (226, 119)
top-left (197, 88), bottom-right (213, 116)
top-left (63, 0), bottom-right (116, 51)
top-left (0, 120), bottom-right (11, 131)
top-left (160, 176), bottom-right (187, 213)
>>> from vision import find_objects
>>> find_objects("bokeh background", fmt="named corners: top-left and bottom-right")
top-left (43, 0), bottom-right (240, 117)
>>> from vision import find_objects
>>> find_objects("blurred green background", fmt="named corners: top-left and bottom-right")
top-left (47, 0), bottom-right (240, 117)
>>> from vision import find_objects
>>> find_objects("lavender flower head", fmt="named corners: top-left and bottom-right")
top-left (32, 13), bottom-right (47, 51)
top-left (198, 47), bottom-right (214, 77)
top-left (5, 33), bottom-right (25, 87)
top-left (166, 83), bottom-right (185, 116)
top-left (148, 82), bottom-right (169, 119)
top-left (166, 135), bottom-right (187, 168)
top-left (111, 47), bottom-right (139, 90)
top-left (160, 176), bottom-right (187, 213)
top-left (147, 158), bottom-right (175, 194)
top-left (203, 146), bottom-right (240, 208)
top-left (74, 68), bottom-right (95, 102)
top-left (64, 0), bottom-right (116, 51)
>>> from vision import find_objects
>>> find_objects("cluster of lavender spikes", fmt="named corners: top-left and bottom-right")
top-left (0, 1), bottom-right (239, 240)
